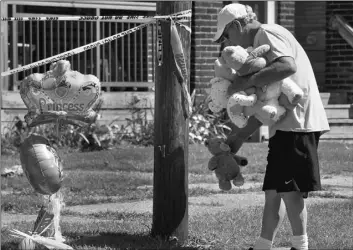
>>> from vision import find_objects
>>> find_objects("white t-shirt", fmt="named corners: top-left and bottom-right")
top-left (253, 24), bottom-right (330, 138)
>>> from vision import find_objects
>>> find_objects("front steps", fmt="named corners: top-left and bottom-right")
top-left (258, 94), bottom-right (353, 141)
top-left (321, 107), bottom-right (353, 140)
top-left (319, 92), bottom-right (353, 140)
top-left (324, 104), bottom-right (352, 119)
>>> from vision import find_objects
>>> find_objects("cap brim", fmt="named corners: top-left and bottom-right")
top-left (213, 27), bottom-right (225, 43)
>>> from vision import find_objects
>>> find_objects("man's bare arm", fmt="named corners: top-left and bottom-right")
top-left (229, 56), bottom-right (297, 95)
top-left (226, 116), bottom-right (263, 154)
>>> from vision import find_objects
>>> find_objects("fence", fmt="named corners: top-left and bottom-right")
top-left (4, 10), bottom-right (156, 90)
top-left (1, 1), bottom-right (157, 130)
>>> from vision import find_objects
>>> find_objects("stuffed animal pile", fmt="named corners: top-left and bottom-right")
top-left (205, 137), bottom-right (248, 191)
top-left (205, 44), bottom-right (304, 189)
top-left (208, 44), bottom-right (304, 128)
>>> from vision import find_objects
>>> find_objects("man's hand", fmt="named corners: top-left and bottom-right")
top-left (228, 56), bottom-right (297, 96)
top-left (278, 92), bottom-right (297, 110)
top-left (227, 74), bottom-right (251, 96)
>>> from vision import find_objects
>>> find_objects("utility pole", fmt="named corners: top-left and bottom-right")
top-left (0, 1), bottom-right (5, 247)
top-left (152, 1), bottom-right (191, 243)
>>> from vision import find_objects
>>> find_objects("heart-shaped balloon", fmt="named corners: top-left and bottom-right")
top-left (20, 133), bottom-right (63, 195)
top-left (20, 60), bottom-right (101, 127)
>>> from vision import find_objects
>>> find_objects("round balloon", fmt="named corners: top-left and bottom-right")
top-left (20, 60), bottom-right (101, 127)
top-left (20, 134), bottom-right (63, 195)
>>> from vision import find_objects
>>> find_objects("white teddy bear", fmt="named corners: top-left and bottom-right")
top-left (208, 45), bottom-right (304, 128)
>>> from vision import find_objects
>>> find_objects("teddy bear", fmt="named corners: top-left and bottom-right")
top-left (205, 136), bottom-right (248, 191)
top-left (208, 46), bottom-right (257, 113)
top-left (208, 45), bottom-right (304, 128)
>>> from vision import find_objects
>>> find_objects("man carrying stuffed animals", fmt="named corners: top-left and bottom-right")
top-left (213, 3), bottom-right (330, 250)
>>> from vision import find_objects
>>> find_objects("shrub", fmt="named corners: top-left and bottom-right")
top-left (1, 91), bottom-right (232, 152)
top-left (1, 117), bottom-right (26, 155)
top-left (116, 95), bottom-right (155, 146)
top-left (188, 91), bottom-right (231, 144)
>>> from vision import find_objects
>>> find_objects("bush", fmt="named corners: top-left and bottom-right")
top-left (1, 91), bottom-right (231, 153)
top-left (1, 117), bottom-right (26, 155)
top-left (188, 91), bottom-right (231, 144)
top-left (115, 95), bottom-right (155, 146)
top-left (1, 117), bottom-right (87, 155)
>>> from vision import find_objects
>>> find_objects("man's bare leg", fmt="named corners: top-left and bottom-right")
top-left (280, 191), bottom-right (308, 250)
top-left (261, 190), bottom-right (286, 240)
top-left (254, 190), bottom-right (286, 249)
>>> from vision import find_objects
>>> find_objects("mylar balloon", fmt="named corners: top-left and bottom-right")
top-left (20, 134), bottom-right (63, 195)
top-left (20, 60), bottom-right (101, 127)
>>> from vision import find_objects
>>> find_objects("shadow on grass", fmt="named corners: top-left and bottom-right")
top-left (1, 241), bottom-right (48, 250)
top-left (1, 242), bottom-right (18, 250)
top-left (69, 232), bottom-right (201, 250)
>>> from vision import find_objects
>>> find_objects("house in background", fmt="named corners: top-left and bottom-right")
top-left (191, 1), bottom-right (353, 140)
top-left (192, 1), bottom-right (353, 104)
top-left (1, 1), bottom-right (352, 139)
top-left (1, 0), bottom-right (156, 91)
top-left (0, 0), bottom-right (157, 129)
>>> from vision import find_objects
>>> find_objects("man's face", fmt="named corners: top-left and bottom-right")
top-left (220, 20), bottom-right (250, 48)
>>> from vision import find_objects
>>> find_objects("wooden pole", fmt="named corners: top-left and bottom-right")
top-left (152, 1), bottom-right (191, 242)
top-left (0, 1), bottom-right (5, 247)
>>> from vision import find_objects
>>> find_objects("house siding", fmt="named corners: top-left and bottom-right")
top-left (190, 1), bottom-right (223, 98)
top-left (295, 2), bottom-right (326, 90)
top-left (325, 1), bottom-right (353, 100)
top-left (277, 1), bottom-right (295, 35)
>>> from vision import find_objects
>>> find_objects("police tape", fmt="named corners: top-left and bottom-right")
top-left (175, 21), bottom-right (191, 33)
top-left (1, 9), bottom-right (191, 22)
top-left (157, 20), bottom-right (163, 66)
top-left (1, 21), bottom-right (155, 77)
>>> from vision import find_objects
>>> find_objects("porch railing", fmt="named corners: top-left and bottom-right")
top-left (4, 4), bottom-right (156, 91)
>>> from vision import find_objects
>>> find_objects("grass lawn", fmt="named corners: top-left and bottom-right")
top-left (1, 201), bottom-right (352, 249)
top-left (2, 141), bottom-right (352, 213)
top-left (1, 141), bottom-right (353, 249)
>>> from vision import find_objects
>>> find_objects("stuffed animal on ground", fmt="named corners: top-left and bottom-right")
top-left (208, 45), bottom-right (304, 128)
top-left (205, 137), bottom-right (248, 191)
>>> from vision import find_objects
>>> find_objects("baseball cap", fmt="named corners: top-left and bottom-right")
top-left (213, 3), bottom-right (248, 43)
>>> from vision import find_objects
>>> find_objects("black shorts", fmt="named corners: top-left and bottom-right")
top-left (262, 130), bottom-right (322, 198)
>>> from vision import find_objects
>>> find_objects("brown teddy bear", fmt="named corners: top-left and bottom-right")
top-left (205, 137), bottom-right (248, 191)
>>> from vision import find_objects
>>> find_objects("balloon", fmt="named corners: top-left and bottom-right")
top-left (18, 237), bottom-right (36, 250)
top-left (20, 134), bottom-right (63, 195)
top-left (20, 60), bottom-right (101, 127)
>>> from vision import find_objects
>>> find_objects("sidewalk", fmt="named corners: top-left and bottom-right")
top-left (3, 175), bottom-right (351, 225)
